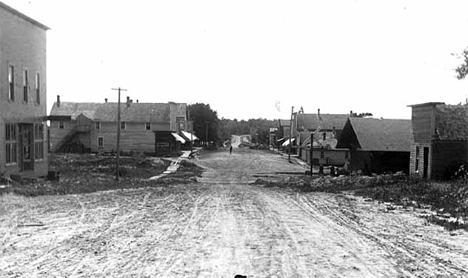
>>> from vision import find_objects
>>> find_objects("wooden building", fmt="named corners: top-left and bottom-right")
top-left (336, 117), bottom-right (411, 174)
top-left (408, 102), bottom-right (468, 179)
top-left (295, 111), bottom-right (349, 165)
top-left (49, 96), bottom-right (194, 155)
top-left (277, 119), bottom-right (291, 146)
top-left (0, 2), bottom-right (49, 178)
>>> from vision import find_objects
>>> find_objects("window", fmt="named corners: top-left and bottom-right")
top-left (322, 132), bottom-right (326, 141)
top-left (23, 69), bottom-right (28, 103)
top-left (5, 124), bottom-right (17, 164)
top-left (145, 123), bottom-right (151, 131)
top-left (34, 123), bottom-right (44, 160)
top-left (59, 121), bottom-right (64, 129)
top-left (320, 151), bottom-right (325, 159)
top-left (98, 137), bottom-right (104, 148)
top-left (415, 146), bottom-right (420, 172)
top-left (176, 117), bottom-right (185, 131)
top-left (8, 65), bottom-right (14, 101)
top-left (95, 122), bottom-right (101, 130)
top-left (345, 151), bottom-right (349, 159)
top-left (121, 122), bottom-right (126, 130)
top-left (35, 73), bottom-right (40, 104)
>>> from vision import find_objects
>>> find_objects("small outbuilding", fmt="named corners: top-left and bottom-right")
top-left (408, 102), bottom-right (468, 179)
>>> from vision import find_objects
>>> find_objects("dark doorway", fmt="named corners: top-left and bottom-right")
top-left (423, 147), bottom-right (429, 179)
top-left (19, 124), bottom-right (34, 172)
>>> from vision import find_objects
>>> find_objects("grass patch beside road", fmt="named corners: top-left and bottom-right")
top-left (1, 153), bottom-right (204, 197)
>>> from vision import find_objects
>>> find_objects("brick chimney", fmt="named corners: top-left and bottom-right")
top-left (57, 95), bottom-right (60, 107)
top-left (126, 96), bottom-right (130, 108)
top-left (105, 98), bottom-right (108, 103)
top-left (350, 110), bottom-right (353, 117)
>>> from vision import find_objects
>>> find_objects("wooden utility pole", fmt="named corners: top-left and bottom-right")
top-left (205, 121), bottom-right (209, 147)
top-left (112, 87), bottom-right (127, 181)
top-left (288, 106), bottom-right (294, 163)
top-left (310, 131), bottom-right (313, 176)
top-left (188, 109), bottom-right (193, 153)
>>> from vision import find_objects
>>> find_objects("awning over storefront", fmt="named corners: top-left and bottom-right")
top-left (181, 131), bottom-right (199, 141)
top-left (282, 138), bottom-right (295, 147)
top-left (172, 133), bottom-right (186, 143)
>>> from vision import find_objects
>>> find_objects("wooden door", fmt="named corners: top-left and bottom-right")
top-left (19, 124), bottom-right (34, 172)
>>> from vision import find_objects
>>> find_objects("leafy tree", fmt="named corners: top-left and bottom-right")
top-left (455, 48), bottom-right (468, 80)
top-left (188, 103), bottom-right (220, 144)
top-left (217, 118), bottom-right (277, 145)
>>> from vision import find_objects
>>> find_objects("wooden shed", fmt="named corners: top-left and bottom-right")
top-left (336, 117), bottom-right (411, 174)
top-left (408, 102), bottom-right (468, 179)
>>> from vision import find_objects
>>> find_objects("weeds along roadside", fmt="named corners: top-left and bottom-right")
top-left (0, 153), bottom-right (204, 197)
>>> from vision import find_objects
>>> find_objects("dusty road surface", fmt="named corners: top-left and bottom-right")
top-left (1, 149), bottom-right (468, 277)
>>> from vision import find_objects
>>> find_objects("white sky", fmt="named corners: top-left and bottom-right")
top-left (4, 0), bottom-right (468, 120)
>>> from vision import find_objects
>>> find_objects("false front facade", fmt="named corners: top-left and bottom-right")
top-left (0, 2), bottom-right (49, 178)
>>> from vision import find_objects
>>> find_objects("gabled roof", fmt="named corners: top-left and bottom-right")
top-left (0, 1), bottom-right (50, 30)
top-left (347, 118), bottom-right (411, 152)
top-left (49, 102), bottom-right (180, 123)
top-left (278, 119), bottom-right (291, 126)
top-left (296, 113), bottom-right (349, 131)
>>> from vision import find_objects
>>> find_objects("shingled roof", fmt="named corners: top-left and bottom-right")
top-left (345, 118), bottom-right (411, 152)
top-left (49, 102), bottom-right (176, 123)
top-left (296, 113), bottom-right (349, 131)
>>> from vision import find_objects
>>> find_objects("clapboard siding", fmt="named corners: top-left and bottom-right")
top-left (409, 142), bottom-right (427, 177)
top-left (90, 122), bottom-right (155, 153)
top-left (49, 120), bottom-right (77, 150)
top-left (411, 106), bottom-right (434, 143)
top-left (0, 2), bottom-right (49, 177)
top-left (301, 148), bottom-right (348, 166)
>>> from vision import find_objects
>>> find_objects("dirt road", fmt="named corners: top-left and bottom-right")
top-left (1, 149), bottom-right (468, 277)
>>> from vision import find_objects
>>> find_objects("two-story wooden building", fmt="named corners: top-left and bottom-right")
top-left (408, 102), bottom-right (468, 179)
top-left (49, 96), bottom-right (192, 155)
top-left (0, 2), bottom-right (49, 178)
top-left (295, 110), bottom-right (349, 166)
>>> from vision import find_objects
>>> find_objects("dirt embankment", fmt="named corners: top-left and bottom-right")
top-left (1, 149), bottom-right (468, 277)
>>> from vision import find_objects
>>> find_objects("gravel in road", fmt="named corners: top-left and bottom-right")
top-left (1, 148), bottom-right (467, 277)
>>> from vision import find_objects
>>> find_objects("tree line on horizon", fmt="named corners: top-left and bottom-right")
top-left (188, 103), bottom-right (276, 146)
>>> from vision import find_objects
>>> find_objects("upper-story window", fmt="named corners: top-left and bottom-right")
top-left (95, 122), bottom-right (101, 130)
top-left (23, 69), bottom-right (29, 103)
top-left (145, 123), bottom-right (151, 131)
top-left (8, 65), bottom-right (14, 101)
top-left (35, 73), bottom-right (40, 104)
top-left (121, 122), bottom-right (126, 130)
top-left (322, 132), bottom-right (326, 141)
top-left (59, 121), bottom-right (64, 129)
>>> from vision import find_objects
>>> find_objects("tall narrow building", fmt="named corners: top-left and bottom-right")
top-left (0, 2), bottom-right (49, 178)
